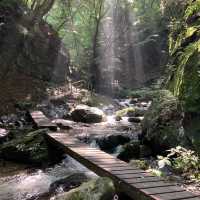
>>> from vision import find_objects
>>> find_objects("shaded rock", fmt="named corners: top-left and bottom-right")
top-left (128, 117), bottom-right (143, 123)
top-left (141, 90), bottom-right (185, 154)
top-left (129, 98), bottom-right (138, 104)
top-left (0, 129), bottom-right (63, 166)
top-left (52, 177), bottom-right (115, 200)
top-left (70, 105), bottom-right (105, 123)
top-left (49, 173), bottom-right (89, 194)
top-left (139, 145), bottom-right (152, 157)
top-left (52, 119), bottom-right (74, 130)
top-left (117, 141), bottom-right (140, 162)
top-left (96, 134), bottom-right (130, 151)
top-left (134, 108), bottom-right (147, 117)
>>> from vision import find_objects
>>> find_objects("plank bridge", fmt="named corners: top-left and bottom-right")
top-left (30, 111), bottom-right (200, 200)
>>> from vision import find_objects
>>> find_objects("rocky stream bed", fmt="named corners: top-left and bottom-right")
top-left (0, 93), bottom-right (199, 200)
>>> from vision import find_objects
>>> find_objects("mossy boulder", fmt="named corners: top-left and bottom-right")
top-left (141, 90), bottom-right (186, 154)
top-left (70, 105), bottom-right (105, 123)
top-left (53, 177), bottom-right (116, 200)
top-left (96, 134), bottom-right (130, 151)
top-left (117, 141), bottom-right (140, 162)
top-left (0, 129), bottom-right (62, 165)
top-left (167, 0), bottom-right (200, 114)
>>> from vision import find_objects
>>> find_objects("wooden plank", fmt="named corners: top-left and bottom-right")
top-left (142, 186), bottom-right (185, 195)
top-left (116, 173), bottom-right (154, 179)
top-left (109, 169), bottom-right (145, 175)
top-left (132, 181), bottom-right (176, 189)
top-left (30, 111), bottom-right (57, 130)
top-left (103, 165), bottom-right (140, 171)
top-left (152, 191), bottom-right (199, 200)
top-left (123, 176), bottom-right (165, 184)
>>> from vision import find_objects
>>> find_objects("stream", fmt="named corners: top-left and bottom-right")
top-left (0, 157), bottom-right (96, 200)
top-left (0, 98), bottom-right (149, 200)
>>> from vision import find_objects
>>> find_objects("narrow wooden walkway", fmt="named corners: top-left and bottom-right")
top-left (30, 111), bottom-right (200, 200)
top-left (29, 111), bottom-right (57, 130)
top-left (47, 132), bottom-right (200, 200)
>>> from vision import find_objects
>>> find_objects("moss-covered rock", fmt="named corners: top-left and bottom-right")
top-left (53, 177), bottom-right (116, 200)
top-left (141, 90), bottom-right (186, 154)
top-left (117, 141), bottom-right (140, 162)
top-left (167, 0), bottom-right (200, 114)
top-left (70, 105), bottom-right (105, 123)
top-left (0, 129), bottom-right (63, 165)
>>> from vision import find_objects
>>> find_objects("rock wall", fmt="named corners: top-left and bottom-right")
top-left (0, 1), bottom-right (69, 113)
top-left (167, 0), bottom-right (200, 114)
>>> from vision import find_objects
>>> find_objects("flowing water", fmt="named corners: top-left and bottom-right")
top-left (0, 98), bottom-right (148, 200)
top-left (0, 157), bottom-right (96, 200)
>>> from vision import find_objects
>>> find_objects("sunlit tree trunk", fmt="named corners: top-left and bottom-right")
top-left (90, 0), bottom-right (105, 92)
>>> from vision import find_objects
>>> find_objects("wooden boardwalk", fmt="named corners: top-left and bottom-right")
top-left (30, 111), bottom-right (200, 200)
top-left (29, 111), bottom-right (57, 130)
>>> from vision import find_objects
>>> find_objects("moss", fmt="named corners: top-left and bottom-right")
top-left (54, 177), bottom-right (115, 200)
top-left (141, 90), bottom-right (185, 154)
top-left (167, 0), bottom-right (200, 114)
top-left (130, 159), bottom-right (149, 170)
top-left (0, 130), bottom-right (53, 165)
top-left (116, 107), bottom-right (135, 118)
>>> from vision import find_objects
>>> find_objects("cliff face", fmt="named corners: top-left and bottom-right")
top-left (166, 0), bottom-right (200, 153)
top-left (0, 1), bottom-right (69, 113)
top-left (167, 0), bottom-right (200, 114)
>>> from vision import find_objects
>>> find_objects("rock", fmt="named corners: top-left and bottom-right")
top-left (52, 119), bottom-right (75, 130)
top-left (129, 98), bottom-right (138, 104)
top-left (96, 134), bottom-right (130, 151)
top-left (158, 159), bottom-right (172, 176)
top-left (128, 117), bottom-right (143, 123)
top-left (49, 173), bottom-right (89, 194)
top-left (0, 128), bottom-right (9, 143)
top-left (52, 177), bottom-right (115, 200)
top-left (115, 115), bottom-right (122, 121)
top-left (141, 90), bottom-right (186, 154)
top-left (117, 141), bottom-right (140, 162)
top-left (139, 145), bottom-right (152, 157)
top-left (116, 107), bottom-right (135, 118)
top-left (70, 105), bottom-right (105, 123)
top-left (0, 129), bottom-right (64, 165)
top-left (134, 108), bottom-right (146, 117)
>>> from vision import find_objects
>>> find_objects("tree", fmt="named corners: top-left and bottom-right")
top-left (23, 0), bottom-right (56, 24)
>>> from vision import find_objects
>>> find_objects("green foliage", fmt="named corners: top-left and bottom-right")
top-left (46, 0), bottom-right (106, 82)
top-left (130, 159), bottom-right (149, 170)
top-left (166, 146), bottom-right (200, 179)
top-left (0, 0), bottom-right (19, 8)
top-left (167, 0), bottom-right (200, 113)
top-left (185, 0), bottom-right (200, 19)
top-left (151, 169), bottom-right (164, 177)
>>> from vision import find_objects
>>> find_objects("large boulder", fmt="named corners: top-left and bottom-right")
top-left (70, 105), bottom-right (105, 123)
top-left (53, 177), bottom-right (115, 200)
top-left (49, 173), bottom-right (90, 194)
top-left (141, 90), bottom-right (186, 154)
top-left (117, 141), bottom-right (140, 162)
top-left (96, 134), bottom-right (130, 151)
top-left (0, 129), bottom-right (63, 165)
